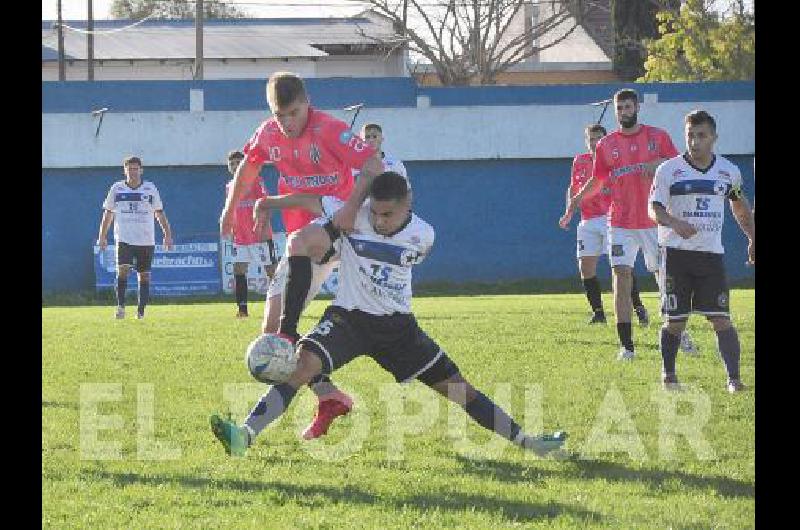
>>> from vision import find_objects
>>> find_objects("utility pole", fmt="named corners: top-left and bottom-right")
top-left (88, 0), bottom-right (94, 81)
top-left (57, 0), bottom-right (66, 80)
top-left (195, 0), bottom-right (204, 80)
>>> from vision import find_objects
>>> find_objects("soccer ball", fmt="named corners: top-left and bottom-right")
top-left (245, 333), bottom-right (298, 384)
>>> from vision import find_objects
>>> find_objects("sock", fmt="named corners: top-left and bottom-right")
top-left (137, 280), bottom-right (150, 315)
top-left (279, 256), bottom-right (312, 340)
top-left (244, 383), bottom-right (298, 442)
top-left (581, 276), bottom-right (603, 313)
top-left (660, 327), bottom-right (681, 375)
top-left (617, 322), bottom-right (634, 351)
top-left (308, 374), bottom-right (337, 397)
top-left (630, 275), bottom-right (644, 309)
top-left (234, 273), bottom-right (248, 311)
top-left (463, 391), bottom-right (522, 442)
top-left (116, 277), bottom-right (127, 307)
top-left (716, 327), bottom-right (741, 380)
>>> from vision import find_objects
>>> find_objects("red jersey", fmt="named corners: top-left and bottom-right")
top-left (242, 107), bottom-right (376, 234)
top-left (593, 124), bottom-right (679, 229)
top-left (226, 178), bottom-right (269, 245)
top-left (571, 153), bottom-right (611, 220)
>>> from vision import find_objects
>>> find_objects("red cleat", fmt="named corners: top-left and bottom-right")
top-left (301, 391), bottom-right (353, 440)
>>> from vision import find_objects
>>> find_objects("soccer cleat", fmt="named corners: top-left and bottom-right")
top-left (236, 309), bottom-right (249, 318)
top-left (136, 311), bottom-right (145, 320)
top-left (662, 373), bottom-right (681, 391)
top-left (635, 306), bottom-right (650, 327)
top-left (727, 379), bottom-right (746, 393)
top-left (115, 306), bottom-right (125, 319)
top-left (301, 391), bottom-right (354, 440)
top-left (209, 414), bottom-right (249, 457)
top-left (617, 347), bottom-right (635, 361)
top-left (588, 312), bottom-right (607, 324)
top-left (520, 431), bottom-right (568, 457)
top-left (680, 331), bottom-right (699, 356)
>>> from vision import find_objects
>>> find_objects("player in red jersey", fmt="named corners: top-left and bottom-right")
top-left (559, 124), bottom-right (649, 325)
top-left (224, 150), bottom-right (277, 318)
top-left (562, 89), bottom-right (697, 360)
top-left (221, 72), bottom-right (383, 440)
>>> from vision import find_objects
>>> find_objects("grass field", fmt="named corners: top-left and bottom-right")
top-left (42, 290), bottom-right (755, 529)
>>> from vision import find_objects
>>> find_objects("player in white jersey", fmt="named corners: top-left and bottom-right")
top-left (648, 110), bottom-right (755, 392)
top-left (210, 172), bottom-right (567, 457)
top-left (358, 123), bottom-right (409, 185)
top-left (97, 156), bottom-right (173, 320)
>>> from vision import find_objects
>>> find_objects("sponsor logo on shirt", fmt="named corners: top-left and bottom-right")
top-left (283, 174), bottom-right (340, 188)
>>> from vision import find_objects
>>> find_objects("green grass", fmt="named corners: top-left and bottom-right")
top-left (42, 291), bottom-right (755, 529)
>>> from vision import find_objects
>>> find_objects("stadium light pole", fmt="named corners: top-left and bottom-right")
top-left (88, 0), bottom-right (94, 81)
top-left (195, 0), bottom-right (204, 80)
top-left (57, 0), bottom-right (65, 80)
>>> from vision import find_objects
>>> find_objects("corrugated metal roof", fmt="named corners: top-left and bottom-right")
top-left (41, 17), bottom-right (398, 61)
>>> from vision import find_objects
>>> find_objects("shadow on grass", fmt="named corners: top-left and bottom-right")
top-left (81, 468), bottom-right (600, 523)
top-left (454, 454), bottom-right (754, 499)
top-left (42, 400), bottom-right (79, 410)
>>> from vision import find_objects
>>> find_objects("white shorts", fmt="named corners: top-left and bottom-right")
top-left (608, 227), bottom-right (659, 272)
top-left (576, 215), bottom-right (608, 258)
top-left (231, 242), bottom-right (272, 265)
top-left (265, 253), bottom-right (339, 308)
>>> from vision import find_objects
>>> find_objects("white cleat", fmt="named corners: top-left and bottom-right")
top-left (115, 306), bottom-right (125, 319)
top-left (727, 379), bottom-right (746, 393)
top-left (617, 348), bottom-right (635, 361)
top-left (680, 331), bottom-right (699, 356)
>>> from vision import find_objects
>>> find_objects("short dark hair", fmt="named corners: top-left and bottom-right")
top-left (685, 109), bottom-right (717, 133)
top-left (369, 171), bottom-right (409, 202)
top-left (586, 123), bottom-right (607, 136)
top-left (363, 123), bottom-right (382, 134)
top-left (614, 88), bottom-right (639, 104)
top-left (266, 72), bottom-right (307, 109)
top-left (123, 156), bottom-right (142, 167)
top-left (227, 150), bottom-right (244, 161)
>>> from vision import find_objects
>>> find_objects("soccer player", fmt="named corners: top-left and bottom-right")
top-left (210, 171), bottom-right (568, 457)
top-left (220, 71), bottom-right (384, 440)
top-left (649, 110), bottom-right (755, 392)
top-left (360, 123), bottom-right (408, 182)
top-left (224, 150), bottom-right (278, 318)
top-left (559, 124), bottom-right (650, 326)
top-left (562, 89), bottom-right (697, 360)
top-left (96, 156), bottom-right (173, 319)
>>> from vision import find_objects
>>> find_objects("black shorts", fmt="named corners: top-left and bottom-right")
top-left (117, 242), bottom-right (155, 272)
top-left (299, 306), bottom-right (460, 386)
top-left (660, 247), bottom-right (729, 321)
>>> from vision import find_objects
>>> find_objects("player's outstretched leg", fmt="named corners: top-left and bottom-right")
top-left (429, 372), bottom-right (567, 457)
top-left (210, 348), bottom-right (323, 456)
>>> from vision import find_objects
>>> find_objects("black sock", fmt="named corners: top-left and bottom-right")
top-left (630, 275), bottom-right (643, 309)
top-left (463, 391), bottom-right (522, 442)
top-left (116, 277), bottom-right (127, 307)
top-left (279, 256), bottom-right (312, 340)
top-left (617, 322), bottom-right (634, 351)
top-left (137, 280), bottom-right (150, 315)
top-left (234, 273), bottom-right (248, 311)
top-left (660, 327), bottom-right (681, 375)
top-left (582, 276), bottom-right (603, 313)
top-left (716, 327), bottom-right (741, 380)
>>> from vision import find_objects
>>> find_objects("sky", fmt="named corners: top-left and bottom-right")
top-left (41, 0), bottom-right (755, 21)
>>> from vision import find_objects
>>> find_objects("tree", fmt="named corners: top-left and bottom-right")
top-left (639, 0), bottom-right (754, 81)
top-left (350, 1), bottom-right (594, 86)
top-left (611, 0), bottom-right (680, 81)
top-left (110, 0), bottom-right (244, 19)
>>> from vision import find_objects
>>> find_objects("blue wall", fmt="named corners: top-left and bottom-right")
top-left (42, 156), bottom-right (754, 293)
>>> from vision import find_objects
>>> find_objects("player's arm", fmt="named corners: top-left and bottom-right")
top-left (154, 210), bottom-right (174, 250)
top-left (221, 159), bottom-right (262, 237)
top-left (332, 152), bottom-right (383, 233)
top-left (96, 210), bottom-right (114, 251)
top-left (566, 175), bottom-right (600, 218)
top-left (729, 192), bottom-right (755, 266)
top-left (558, 178), bottom-right (575, 230)
top-left (648, 202), bottom-right (697, 239)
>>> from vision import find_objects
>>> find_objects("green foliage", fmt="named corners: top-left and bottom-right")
top-left (639, 0), bottom-right (754, 81)
top-left (110, 0), bottom-right (244, 20)
top-left (43, 292), bottom-right (754, 527)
